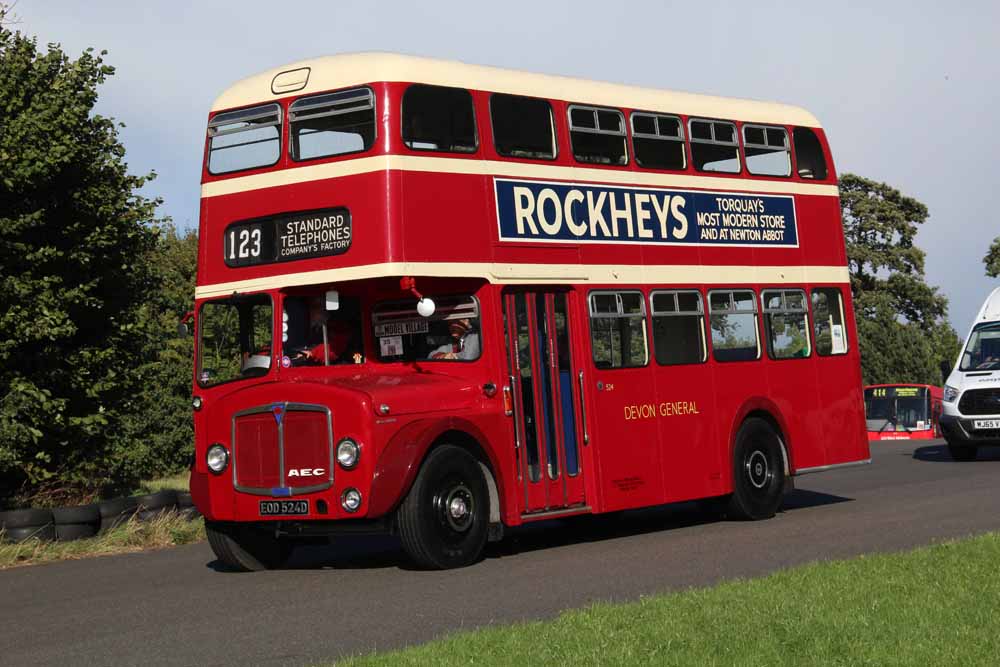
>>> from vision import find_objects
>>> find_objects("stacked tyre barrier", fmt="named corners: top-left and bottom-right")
top-left (0, 490), bottom-right (201, 544)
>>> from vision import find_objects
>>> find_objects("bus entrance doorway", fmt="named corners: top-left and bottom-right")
top-left (503, 291), bottom-right (587, 515)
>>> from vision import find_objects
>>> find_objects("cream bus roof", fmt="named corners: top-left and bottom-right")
top-left (210, 52), bottom-right (823, 128)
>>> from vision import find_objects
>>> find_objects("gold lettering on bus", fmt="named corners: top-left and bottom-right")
top-left (623, 400), bottom-right (700, 420)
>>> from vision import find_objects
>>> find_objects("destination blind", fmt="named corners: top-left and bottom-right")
top-left (494, 178), bottom-right (798, 247)
top-left (224, 207), bottom-right (351, 267)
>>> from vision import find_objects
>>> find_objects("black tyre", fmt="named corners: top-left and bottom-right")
top-left (99, 497), bottom-right (138, 533)
top-left (205, 521), bottom-right (293, 572)
top-left (176, 492), bottom-right (194, 508)
top-left (55, 523), bottom-right (99, 541)
top-left (53, 503), bottom-right (100, 526)
top-left (134, 490), bottom-right (178, 521)
top-left (727, 418), bottom-right (786, 520)
top-left (0, 508), bottom-right (54, 530)
top-left (397, 445), bottom-right (489, 569)
top-left (3, 524), bottom-right (56, 543)
top-left (947, 443), bottom-right (978, 462)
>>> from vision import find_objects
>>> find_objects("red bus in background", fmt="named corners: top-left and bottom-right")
top-left (864, 384), bottom-right (943, 441)
top-left (189, 53), bottom-right (870, 571)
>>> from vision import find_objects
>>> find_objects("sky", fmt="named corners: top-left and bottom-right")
top-left (13, 0), bottom-right (1000, 330)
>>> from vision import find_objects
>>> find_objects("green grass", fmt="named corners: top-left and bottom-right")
top-left (137, 472), bottom-right (190, 495)
top-left (0, 511), bottom-right (204, 569)
top-left (333, 533), bottom-right (1000, 666)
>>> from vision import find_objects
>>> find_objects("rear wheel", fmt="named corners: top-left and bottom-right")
top-left (397, 445), bottom-right (489, 569)
top-left (947, 442), bottom-right (978, 462)
top-left (727, 418), bottom-right (785, 520)
top-left (205, 521), bottom-right (293, 571)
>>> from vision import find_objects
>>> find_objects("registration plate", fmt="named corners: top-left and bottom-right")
top-left (973, 419), bottom-right (1000, 430)
top-left (259, 499), bottom-right (309, 516)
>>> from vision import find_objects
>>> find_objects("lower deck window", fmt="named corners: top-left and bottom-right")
top-left (811, 288), bottom-right (849, 355)
top-left (372, 296), bottom-right (481, 362)
top-left (762, 289), bottom-right (810, 359)
top-left (589, 291), bottom-right (648, 368)
top-left (709, 290), bottom-right (759, 362)
top-left (651, 290), bottom-right (706, 365)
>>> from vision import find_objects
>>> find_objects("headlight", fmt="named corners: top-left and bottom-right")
top-left (206, 444), bottom-right (229, 474)
top-left (944, 385), bottom-right (959, 403)
top-left (341, 488), bottom-right (362, 513)
top-left (192, 396), bottom-right (203, 411)
top-left (336, 438), bottom-right (360, 469)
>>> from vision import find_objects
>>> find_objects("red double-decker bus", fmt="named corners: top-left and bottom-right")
top-left (190, 53), bottom-right (869, 570)
top-left (864, 384), bottom-right (943, 441)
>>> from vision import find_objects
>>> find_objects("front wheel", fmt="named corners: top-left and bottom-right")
top-left (727, 418), bottom-right (786, 520)
top-left (397, 445), bottom-right (489, 569)
top-left (205, 521), bottom-right (293, 572)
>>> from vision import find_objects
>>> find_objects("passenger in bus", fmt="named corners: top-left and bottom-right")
top-left (428, 318), bottom-right (479, 360)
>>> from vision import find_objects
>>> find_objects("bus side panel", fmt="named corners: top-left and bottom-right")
top-left (815, 288), bottom-right (869, 467)
top-left (651, 298), bottom-right (724, 503)
top-left (764, 351), bottom-right (826, 471)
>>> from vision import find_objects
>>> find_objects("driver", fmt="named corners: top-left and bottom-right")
top-left (428, 318), bottom-right (479, 360)
top-left (293, 297), bottom-right (356, 365)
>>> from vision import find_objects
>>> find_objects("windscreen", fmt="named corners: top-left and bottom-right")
top-left (864, 386), bottom-right (930, 432)
top-left (959, 322), bottom-right (1000, 371)
top-left (198, 294), bottom-right (272, 386)
top-left (371, 296), bottom-right (481, 362)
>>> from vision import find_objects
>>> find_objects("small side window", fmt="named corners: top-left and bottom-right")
top-left (589, 291), bottom-right (648, 368)
top-left (709, 289), bottom-right (760, 361)
top-left (743, 124), bottom-right (791, 177)
top-left (811, 288), bottom-right (848, 355)
top-left (631, 112), bottom-right (686, 170)
top-left (402, 84), bottom-right (477, 153)
top-left (762, 289), bottom-right (811, 359)
top-left (207, 104), bottom-right (282, 175)
top-left (651, 291), bottom-right (706, 365)
top-left (689, 118), bottom-right (740, 173)
top-left (491, 94), bottom-right (556, 160)
top-left (290, 87), bottom-right (376, 161)
top-left (569, 105), bottom-right (628, 165)
top-left (793, 127), bottom-right (828, 180)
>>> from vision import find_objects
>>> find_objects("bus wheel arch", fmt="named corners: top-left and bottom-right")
top-left (726, 413), bottom-right (787, 520)
top-left (729, 401), bottom-right (793, 476)
top-left (396, 442), bottom-right (492, 569)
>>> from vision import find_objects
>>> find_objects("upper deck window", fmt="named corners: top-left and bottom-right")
top-left (289, 87), bottom-right (376, 161)
top-left (631, 112), bottom-right (686, 170)
top-left (743, 124), bottom-right (791, 177)
top-left (402, 85), bottom-right (477, 153)
top-left (207, 104), bottom-right (282, 175)
top-left (689, 118), bottom-right (740, 174)
top-left (568, 105), bottom-right (628, 166)
top-left (490, 94), bottom-right (556, 160)
top-left (793, 127), bottom-right (828, 179)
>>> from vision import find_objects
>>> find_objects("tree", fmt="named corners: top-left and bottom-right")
top-left (839, 174), bottom-right (961, 386)
top-left (0, 20), bottom-right (161, 502)
top-left (117, 225), bottom-right (197, 482)
top-left (985, 236), bottom-right (1000, 278)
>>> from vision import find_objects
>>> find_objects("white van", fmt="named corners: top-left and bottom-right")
top-left (940, 286), bottom-right (1000, 460)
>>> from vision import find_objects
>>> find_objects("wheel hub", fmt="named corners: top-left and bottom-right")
top-left (440, 484), bottom-right (474, 533)
top-left (746, 450), bottom-right (770, 489)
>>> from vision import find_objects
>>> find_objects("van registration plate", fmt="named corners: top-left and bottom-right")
top-left (972, 419), bottom-right (1000, 430)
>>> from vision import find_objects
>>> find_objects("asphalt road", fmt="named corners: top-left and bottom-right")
top-left (4, 439), bottom-right (1000, 666)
